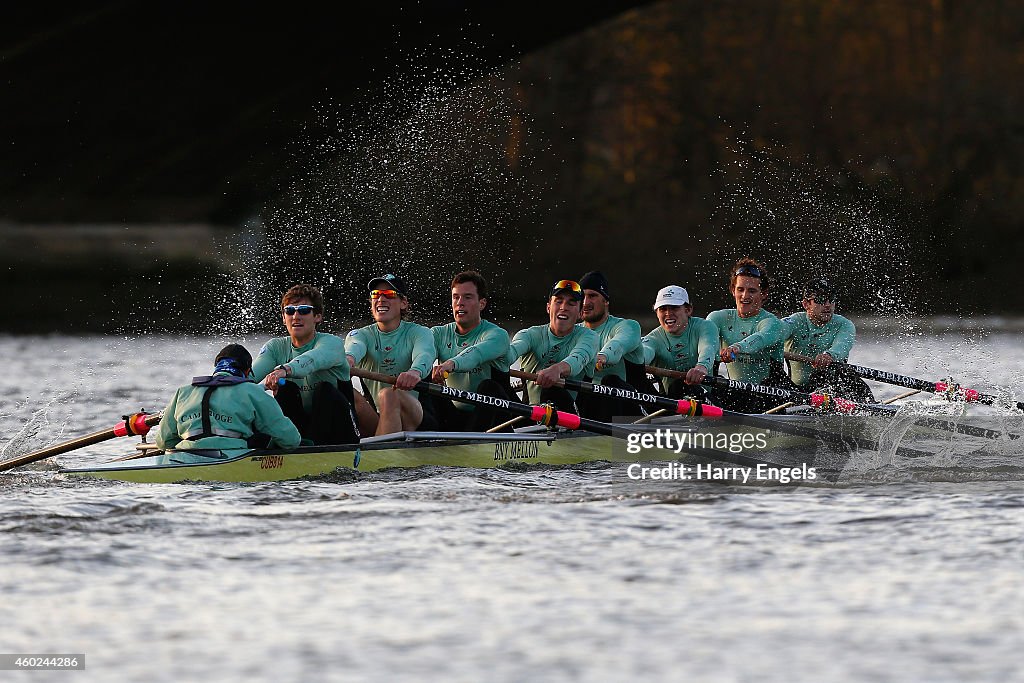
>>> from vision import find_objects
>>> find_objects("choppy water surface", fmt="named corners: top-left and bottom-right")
top-left (1, 327), bottom-right (1023, 682)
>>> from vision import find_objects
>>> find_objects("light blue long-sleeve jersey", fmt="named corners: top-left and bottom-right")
top-left (251, 332), bottom-right (350, 414)
top-left (580, 314), bottom-right (645, 383)
top-left (705, 308), bottom-right (784, 384)
top-left (781, 312), bottom-right (857, 386)
top-left (155, 376), bottom-right (301, 454)
top-left (641, 316), bottom-right (719, 392)
top-left (432, 319), bottom-right (511, 411)
top-left (345, 321), bottom-right (436, 400)
top-left (508, 324), bottom-right (599, 403)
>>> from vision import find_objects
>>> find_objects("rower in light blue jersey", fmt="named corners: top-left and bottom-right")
top-left (642, 285), bottom-right (719, 399)
top-left (252, 283), bottom-right (359, 445)
top-left (575, 270), bottom-right (650, 421)
top-left (345, 273), bottom-right (437, 437)
top-left (508, 279), bottom-right (599, 413)
top-left (782, 278), bottom-right (873, 401)
top-left (706, 258), bottom-right (789, 412)
top-left (430, 270), bottom-right (515, 431)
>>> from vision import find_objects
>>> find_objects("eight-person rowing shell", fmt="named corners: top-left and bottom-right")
top-left (6, 258), bottom-right (1016, 480)
top-left (141, 262), bottom-right (1017, 456)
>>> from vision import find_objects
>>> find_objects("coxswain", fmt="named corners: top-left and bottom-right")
top-left (155, 344), bottom-right (300, 458)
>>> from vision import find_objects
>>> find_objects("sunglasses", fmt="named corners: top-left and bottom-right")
top-left (370, 289), bottom-right (400, 299)
top-left (804, 295), bottom-right (835, 305)
top-left (283, 305), bottom-right (316, 316)
top-left (734, 265), bottom-right (763, 278)
top-left (551, 279), bottom-right (582, 293)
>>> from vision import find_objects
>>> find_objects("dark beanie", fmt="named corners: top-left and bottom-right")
top-left (579, 271), bottom-right (610, 300)
top-left (215, 343), bottom-right (253, 371)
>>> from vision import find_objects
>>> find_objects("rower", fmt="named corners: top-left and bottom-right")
top-left (430, 270), bottom-right (516, 431)
top-left (156, 344), bottom-right (301, 456)
top-left (252, 284), bottom-right (360, 444)
top-left (706, 258), bottom-right (789, 412)
top-left (642, 285), bottom-right (719, 399)
top-left (508, 279), bottom-right (599, 414)
top-left (782, 278), bottom-right (874, 401)
top-left (574, 270), bottom-right (649, 421)
top-left (345, 274), bottom-right (437, 436)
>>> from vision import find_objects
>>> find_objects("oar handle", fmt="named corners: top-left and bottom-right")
top-left (350, 367), bottom-right (612, 435)
top-left (511, 369), bottom-right (722, 418)
top-left (644, 365), bottom-right (688, 381)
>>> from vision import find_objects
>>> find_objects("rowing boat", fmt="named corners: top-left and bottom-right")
top-left (51, 386), bottom-right (1020, 485)
top-left (60, 416), bottom-right (837, 484)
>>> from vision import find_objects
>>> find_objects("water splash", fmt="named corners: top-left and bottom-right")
top-left (691, 136), bottom-right (919, 320)
top-left (0, 397), bottom-right (73, 466)
top-left (214, 48), bottom-right (540, 335)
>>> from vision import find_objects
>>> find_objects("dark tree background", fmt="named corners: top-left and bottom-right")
top-left (2, 0), bottom-right (1020, 332)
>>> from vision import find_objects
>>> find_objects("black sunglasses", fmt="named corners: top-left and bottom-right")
top-left (734, 264), bottom-right (763, 278)
top-left (804, 295), bottom-right (835, 305)
top-left (283, 305), bottom-right (316, 316)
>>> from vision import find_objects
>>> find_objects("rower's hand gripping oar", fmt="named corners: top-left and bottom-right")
top-left (784, 351), bottom-right (1024, 411)
top-left (0, 412), bottom-right (162, 473)
top-left (351, 367), bottom-right (624, 436)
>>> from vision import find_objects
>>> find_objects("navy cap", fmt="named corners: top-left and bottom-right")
top-left (367, 274), bottom-right (409, 296)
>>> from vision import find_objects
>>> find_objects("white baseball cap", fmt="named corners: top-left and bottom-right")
top-left (652, 285), bottom-right (690, 310)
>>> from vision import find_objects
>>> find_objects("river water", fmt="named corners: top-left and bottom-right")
top-left (1, 324), bottom-right (1023, 682)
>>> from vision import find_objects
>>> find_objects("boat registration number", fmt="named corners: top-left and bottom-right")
top-left (254, 455), bottom-right (284, 470)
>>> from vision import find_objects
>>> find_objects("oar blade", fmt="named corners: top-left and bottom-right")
top-left (0, 413), bottom-right (160, 473)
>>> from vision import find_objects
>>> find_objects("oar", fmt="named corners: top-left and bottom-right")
top-left (784, 351), bottom-right (1024, 411)
top-left (0, 412), bottom-right (161, 473)
top-left (881, 389), bottom-right (922, 405)
top-left (688, 371), bottom-right (1014, 441)
top-left (513, 368), bottom-right (936, 458)
top-left (352, 367), bottom-right (780, 469)
top-left (485, 416), bottom-right (526, 433)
